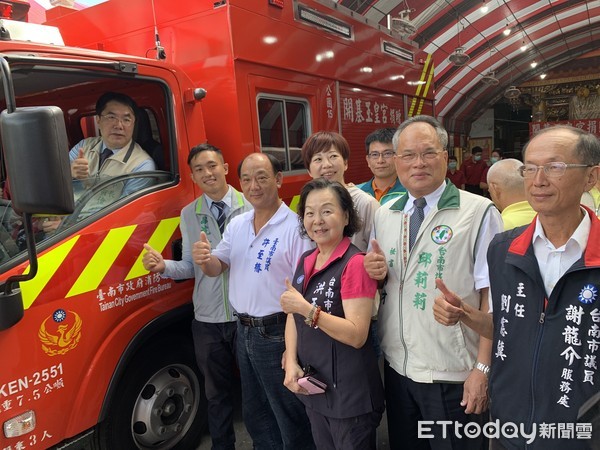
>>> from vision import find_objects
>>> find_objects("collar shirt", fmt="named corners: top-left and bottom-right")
top-left (212, 202), bottom-right (313, 316)
top-left (402, 181), bottom-right (498, 290)
top-left (403, 181), bottom-right (445, 218)
top-left (206, 194), bottom-right (231, 219)
top-left (532, 209), bottom-right (591, 297)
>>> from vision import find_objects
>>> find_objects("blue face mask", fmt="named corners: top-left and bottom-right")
top-left (473, 155), bottom-right (482, 162)
top-left (490, 157), bottom-right (499, 164)
top-left (448, 162), bottom-right (457, 169)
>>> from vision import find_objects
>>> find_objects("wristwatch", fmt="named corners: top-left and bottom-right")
top-left (475, 362), bottom-right (490, 376)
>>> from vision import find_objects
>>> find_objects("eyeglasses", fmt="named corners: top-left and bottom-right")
top-left (367, 150), bottom-right (396, 160)
top-left (397, 150), bottom-right (443, 163)
top-left (100, 114), bottom-right (134, 126)
top-left (518, 162), bottom-right (594, 178)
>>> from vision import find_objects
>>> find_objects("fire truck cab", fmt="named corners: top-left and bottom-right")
top-left (0, 1), bottom-right (433, 448)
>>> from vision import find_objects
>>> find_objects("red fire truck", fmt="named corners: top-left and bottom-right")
top-left (0, 0), bottom-right (434, 448)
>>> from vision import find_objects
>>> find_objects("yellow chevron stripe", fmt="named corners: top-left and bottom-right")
top-left (288, 195), bottom-right (300, 213)
top-left (67, 226), bottom-right (137, 297)
top-left (408, 54), bottom-right (433, 117)
top-left (21, 235), bottom-right (80, 309)
top-left (417, 59), bottom-right (435, 115)
top-left (126, 217), bottom-right (180, 281)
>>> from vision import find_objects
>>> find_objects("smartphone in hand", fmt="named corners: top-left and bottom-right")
top-left (297, 375), bottom-right (327, 395)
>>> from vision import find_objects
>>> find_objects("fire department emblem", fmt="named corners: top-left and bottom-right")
top-left (39, 309), bottom-right (83, 356)
top-left (431, 225), bottom-right (453, 245)
top-left (578, 284), bottom-right (598, 305)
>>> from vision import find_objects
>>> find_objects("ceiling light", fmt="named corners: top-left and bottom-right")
top-left (503, 28), bottom-right (511, 36)
top-left (360, 67), bottom-right (373, 73)
top-left (540, 73), bottom-right (547, 79)
top-left (531, 61), bottom-right (538, 68)
top-left (448, 18), bottom-right (470, 66)
top-left (520, 42), bottom-right (527, 52)
top-left (481, 71), bottom-right (499, 86)
top-left (480, 1), bottom-right (488, 13)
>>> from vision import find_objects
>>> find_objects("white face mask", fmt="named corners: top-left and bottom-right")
top-left (473, 155), bottom-right (482, 162)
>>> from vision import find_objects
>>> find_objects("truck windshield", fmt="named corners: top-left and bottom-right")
top-left (0, 59), bottom-right (174, 269)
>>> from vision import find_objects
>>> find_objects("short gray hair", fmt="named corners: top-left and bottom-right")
top-left (523, 125), bottom-right (600, 166)
top-left (393, 115), bottom-right (449, 151)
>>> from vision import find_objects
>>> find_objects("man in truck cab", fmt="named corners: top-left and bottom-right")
top-left (69, 91), bottom-right (156, 197)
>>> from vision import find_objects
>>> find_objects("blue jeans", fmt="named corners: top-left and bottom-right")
top-left (236, 321), bottom-right (315, 450)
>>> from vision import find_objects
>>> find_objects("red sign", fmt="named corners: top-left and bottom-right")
top-left (530, 119), bottom-right (600, 138)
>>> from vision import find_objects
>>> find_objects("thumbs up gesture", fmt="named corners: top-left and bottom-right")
top-left (364, 239), bottom-right (388, 280)
top-left (192, 231), bottom-right (212, 266)
top-left (71, 148), bottom-right (90, 179)
top-left (433, 278), bottom-right (464, 326)
top-left (280, 277), bottom-right (307, 315)
top-left (142, 243), bottom-right (166, 273)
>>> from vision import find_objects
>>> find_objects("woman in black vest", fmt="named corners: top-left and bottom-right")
top-left (280, 178), bottom-right (384, 450)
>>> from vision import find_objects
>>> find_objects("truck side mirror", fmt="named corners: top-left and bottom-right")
top-left (0, 106), bottom-right (74, 330)
top-left (0, 106), bottom-right (74, 214)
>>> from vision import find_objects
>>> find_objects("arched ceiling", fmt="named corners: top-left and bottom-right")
top-left (339, 0), bottom-right (600, 133)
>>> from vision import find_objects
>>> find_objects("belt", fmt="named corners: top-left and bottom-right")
top-left (236, 312), bottom-right (287, 327)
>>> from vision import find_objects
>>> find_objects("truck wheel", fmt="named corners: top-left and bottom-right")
top-left (96, 337), bottom-right (207, 449)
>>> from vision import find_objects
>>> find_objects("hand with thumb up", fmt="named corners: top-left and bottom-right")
top-left (71, 148), bottom-right (90, 179)
top-left (364, 239), bottom-right (388, 281)
top-left (192, 231), bottom-right (212, 266)
top-left (433, 278), bottom-right (464, 326)
top-left (142, 243), bottom-right (166, 273)
top-left (280, 277), bottom-right (312, 316)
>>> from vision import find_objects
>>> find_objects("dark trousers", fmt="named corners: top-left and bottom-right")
top-left (191, 320), bottom-right (237, 450)
top-left (384, 360), bottom-right (486, 450)
top-left (236, 321), bottom-right (315, 450)
top-left (305, 406), bottom-right (382, 450)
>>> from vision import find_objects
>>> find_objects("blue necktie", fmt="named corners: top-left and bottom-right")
top-left (212, 201), bottom-right (226, 234)
top-left (409, 197), bottom-right (427, 251)
top-left (99, 148), bottom-right (112, 170)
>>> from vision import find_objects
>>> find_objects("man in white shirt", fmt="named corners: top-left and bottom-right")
top-left (194, 153), bottom-right (315, 450)
top-left (365, 115), bottom-right (503, 449)
top-left (435, 125), bottom-right (600, 449)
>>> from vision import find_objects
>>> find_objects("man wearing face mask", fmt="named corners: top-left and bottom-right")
top-left (460, 146), bottom-right (487, 195)
top-left (446, 155), bottom-right (465, 189)
top-left (481, 149), bottom-right (504, 195)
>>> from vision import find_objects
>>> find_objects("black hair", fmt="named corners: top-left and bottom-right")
top-left (187, 143), bottom-right (224, 166)
top-left (237, 152), bottom-right (283, 177)
top-left (365, 128), bottom-right (397, 154)
top-left (296, 178), bottom-right (361, 239)
top-left (95, 91), bottom-right (138, 116)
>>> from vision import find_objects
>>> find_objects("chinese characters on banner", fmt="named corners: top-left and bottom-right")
top-left (530, 119), bottom-right (600, 138)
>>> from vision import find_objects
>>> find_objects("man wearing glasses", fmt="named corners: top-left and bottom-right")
top-left (434, 125), bottom-right (600, 448)
top-left (365, 115), bottom-right (503, 449)
top-left (358, 127), bottom-right (406, 204)
top-left (69, 91), bottom-right (156, 197)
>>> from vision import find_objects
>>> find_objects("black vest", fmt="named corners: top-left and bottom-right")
top-left (292, 243), bottom-right (384, 419)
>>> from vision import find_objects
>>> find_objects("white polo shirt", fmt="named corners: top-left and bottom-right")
top-left (213, 202), bottom-right (313, 317)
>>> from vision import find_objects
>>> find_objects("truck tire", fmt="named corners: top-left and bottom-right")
top-left (96, 336), bottom-right (207, 449)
